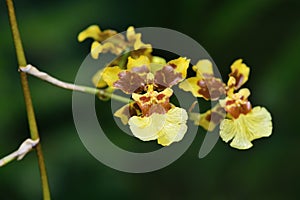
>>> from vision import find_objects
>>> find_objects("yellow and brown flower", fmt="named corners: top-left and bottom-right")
top-left (218, 59), bottom-right (273, 149)
top-left (78, 25), bottom-right (152, 59)
top-left (108, 55), bottom-right (190, 146)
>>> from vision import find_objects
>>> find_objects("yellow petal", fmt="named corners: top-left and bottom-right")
top-left (198, 104), bottom-right (225, 131)
top-left (127, 55), bottom-right (150, 70)
top-left (78, 25), bottom-right (117, 43)
top-left (132, 33), bottom-right (141, 48)
top-left (91, 41), bottom-right (117, 59)
top-left (167, 57), bottom-right (190, 79)
top-left (126, 26), bottom-right (136, 42)
top-left (126, 26), bottom-right (152, 51)
top-left (133, 35), bottom-right (152, 51)
top-left (226, 87), bottom-right (251, 100)
top-left (114, 105), bottom-right (130, 125)
top-left (178, 77), bottom-right (201, 97)
top-left (238, 88), bottom-right (251, 99)
top-left (226, 76), bottom-right (236, 96)
top-left (128, 114), bottom-right (164, 141)
top-left (189, 112), bottom-right (200, 125)
top-left (102, 66), bottom-right (122, 87)
top-left (157, 107), bottom-right (188, 146)
top-left (115, 102), bottom-right (142, 124)
top-left (220, 106), bottom-right (272, 150)
top-left (78, 25), bottom-right (101, 42)
top-left (192, 59), bottom-right (214, 78)
top-left (229, 59), bottom-right (250, 89)
top-left (92, 68), bottom-right (107, 88)
top-left (90, 41), bottom-right (102, 59)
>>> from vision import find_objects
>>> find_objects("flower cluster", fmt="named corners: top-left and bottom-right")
top-left (78, 25), bottom-right (273, 149)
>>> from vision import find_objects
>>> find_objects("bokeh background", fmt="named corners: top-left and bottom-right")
top-left (1, 0), bottom-right (299, 199)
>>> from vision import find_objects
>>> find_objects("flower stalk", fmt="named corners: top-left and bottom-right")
top-left (6, 0), bottom-right (51, 199)
top-left (20, 65), bottom-right (131, 104)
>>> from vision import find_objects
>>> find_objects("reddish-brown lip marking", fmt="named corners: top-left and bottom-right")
top-left (139, 96), bottom-right (151, 103)
top-left (156, 94), bottom-right (165, 101)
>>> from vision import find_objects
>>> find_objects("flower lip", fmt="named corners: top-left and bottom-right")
top-left (128, 107), bottom-right (188, 146)
top-left (220, 106), bottom-right (272, 150)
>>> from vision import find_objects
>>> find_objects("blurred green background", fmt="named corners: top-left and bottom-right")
top-left (1, 0), bottom-right (299, 199)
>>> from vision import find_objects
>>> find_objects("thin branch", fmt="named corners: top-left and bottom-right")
top-left (0, 138), bottom-right (39, 167)
top-left (20, 64), bottom-right (131, 104)
top-left (6, 0), bottom-right (51, 199)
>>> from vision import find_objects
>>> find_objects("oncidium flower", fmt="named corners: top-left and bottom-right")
top-left (102, 55), bottom-right (190, 146)
top-left (78, 25), bottom-right (152, 59)
top-left (218, 59), bottom-right (272, 149)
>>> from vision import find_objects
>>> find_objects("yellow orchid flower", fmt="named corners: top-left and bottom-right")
top-left (218, 59), bottom-right (273, 149)
top-left (220, 106), bottom-right (272, 150)
top-left (78, 25), bottom-right (152, 59)
top-left (103, 54), bottom-right (191, 146)
top-left (219, 88), bottom-right (272, 150)
top-left (113, 86), bottom-right (188, 146)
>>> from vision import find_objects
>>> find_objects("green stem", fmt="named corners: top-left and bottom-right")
top-left (84, 86), bottom-right (131, 104)
top-left (6, 0), bottom-right (51, 199)
top-left (19, 64), bottom-right (131, 104)
top-left (118, 49), bottom-right (130, 69)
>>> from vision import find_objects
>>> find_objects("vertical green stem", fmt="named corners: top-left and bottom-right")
top-left (6, 0), bottom-right (51, 199)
